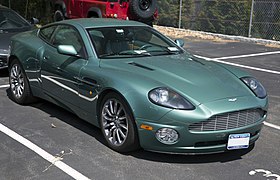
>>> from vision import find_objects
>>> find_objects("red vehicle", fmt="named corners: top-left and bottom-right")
top-left (52, 0), bottom-right (157, 25)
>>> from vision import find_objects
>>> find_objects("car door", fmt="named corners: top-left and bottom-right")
top-left (41, 24), bottom-right (88, 109)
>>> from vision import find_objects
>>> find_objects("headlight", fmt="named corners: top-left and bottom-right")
top-left (148, 87), bottom-right (195, 110)
top-left (241, 77), bottom-right (267, 98)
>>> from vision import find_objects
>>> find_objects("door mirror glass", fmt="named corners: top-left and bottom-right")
top-left (175, 39), bottom-right (184, 47)
top-left (57, 45), bottom-right (78, 56)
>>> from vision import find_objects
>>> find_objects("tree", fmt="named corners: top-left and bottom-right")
top-left (0, 0), bottom-right (52, 24)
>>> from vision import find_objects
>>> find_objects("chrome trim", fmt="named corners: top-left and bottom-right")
top-left (41, 75), bottom-right (98, 102)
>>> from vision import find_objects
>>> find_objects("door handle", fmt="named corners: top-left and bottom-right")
top-left (56, 66), bottom-right (62, 71)
top-left (43, 56), bottom-right (49, 61)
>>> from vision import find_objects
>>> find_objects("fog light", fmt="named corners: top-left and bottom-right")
top-left (155, 128), bottom-right (179, 145)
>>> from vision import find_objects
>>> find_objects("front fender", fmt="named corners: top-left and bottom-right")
top-left (80, 63), bottom-right (171, 123)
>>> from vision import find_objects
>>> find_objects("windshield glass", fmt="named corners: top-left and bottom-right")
top-left (0, 8), bottom-right (30, 31)
top-left (87, 26), bottom-right (183, 58)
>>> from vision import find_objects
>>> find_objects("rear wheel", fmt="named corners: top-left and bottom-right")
top-left (99, 92), bottom-right (140, 153)
top-left (9, 59), bottom-right (36, 104)
top-left (54, 9), bottom-right (65, 22)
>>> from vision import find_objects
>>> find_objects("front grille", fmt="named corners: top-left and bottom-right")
top-left (189, 109), bottom-right (265, 132)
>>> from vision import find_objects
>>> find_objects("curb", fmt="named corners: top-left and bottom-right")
top-left (154, 25), bottom-right (280, 46)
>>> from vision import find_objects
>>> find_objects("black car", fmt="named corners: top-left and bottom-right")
top-left (0, 5), bottom-right (35, 69)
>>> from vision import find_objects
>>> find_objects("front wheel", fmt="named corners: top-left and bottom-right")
top-left (99, 92), bottom-right (140, 153)
top-left (9, 59), bottom-right (36, 104)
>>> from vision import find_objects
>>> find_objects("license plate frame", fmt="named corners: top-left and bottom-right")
top-left (227, 133), bottom-right (250, 150)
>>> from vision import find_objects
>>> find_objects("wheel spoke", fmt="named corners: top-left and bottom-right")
top-left (109, 100), bottom-right (115, 115)
top-left (112, 129), bottom-right (117, 144)
top-left (13, 65), bottom-right (18, 77)
top-left (104, 106), bottom-right (113, 117)
top-left (119, 123), bottom-right (128, 130)
top-left (116, 107), bottom-right (123, 116)
top-left (104, 122), bottom-right (114, 129)
top-left (103, 115), bottom-right (114, 121)
top-left (118, 128), bottom-right (126, 139)
top-left (114, 101), bottom-right (118, 115)
top-left (18, 86), bottom-right (23, 96)
top-left (116, 129), bottom-right (122, 144)
top-left (118, 116), bottom-right (126, 121)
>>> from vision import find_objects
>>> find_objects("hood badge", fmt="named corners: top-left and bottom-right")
top-left (228, 98), bottom-right (237, 102)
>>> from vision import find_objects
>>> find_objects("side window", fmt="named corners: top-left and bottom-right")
top-left (51, 25), bottom-right (83, 54)
top-left (88, 30), bottom-right (105, 56)
top-left (39, 25), bottom-right (57, 43)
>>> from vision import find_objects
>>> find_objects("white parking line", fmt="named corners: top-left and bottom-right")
top-left (215, 51), bottom-right (280, 60)
top-left (0, 123), bottom-right (90, 180)
top-left (264, 121), bottom-right (280, 130)
top-left (0, 84), bottom-right (10, 89)
top-left (194, 55), bottom-right (280, 75)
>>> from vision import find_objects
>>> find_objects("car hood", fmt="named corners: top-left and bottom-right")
top-left (99, 54), bottom-right (252, 105)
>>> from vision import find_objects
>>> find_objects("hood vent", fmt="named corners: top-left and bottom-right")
top-left (128, 62), bottom-right (154, 71)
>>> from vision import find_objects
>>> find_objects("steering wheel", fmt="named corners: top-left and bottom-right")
top-left (139, 44), bottom-right (152, 50)
top-left (0, 20), bottom-right (8, 27)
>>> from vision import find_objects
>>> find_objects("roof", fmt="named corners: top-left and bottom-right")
top-left (51, 18), bottom-right (148, 29)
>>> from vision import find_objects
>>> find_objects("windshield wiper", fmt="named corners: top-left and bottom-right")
top-left (148, 48), bottom-right (180, 55)
top-left (119, 51), bottom-right (151, 57)
top-left (99, 51), bottom-right (151, 58)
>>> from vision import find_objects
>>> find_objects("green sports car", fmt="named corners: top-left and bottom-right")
top-left (8, 18), bottom-right (268, 154)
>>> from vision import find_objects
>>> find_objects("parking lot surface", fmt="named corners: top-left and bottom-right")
top-left (0, 37), bottom-right (279, 180)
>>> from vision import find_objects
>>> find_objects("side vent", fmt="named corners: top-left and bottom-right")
top-left (128, 62), bottom-right (154, 71)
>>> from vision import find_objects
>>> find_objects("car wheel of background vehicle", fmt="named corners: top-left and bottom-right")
top-left (54, 9), bottom-right (65, 22)
top-left (129, 0), bottom-right (157, 20)
top-left (9, 59), bottom-right (36, 104)
top-left (99, 92), bottom-right (140, 153)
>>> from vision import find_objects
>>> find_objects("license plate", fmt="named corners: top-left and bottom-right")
top-left (227, 133), bottom-right (250, 150)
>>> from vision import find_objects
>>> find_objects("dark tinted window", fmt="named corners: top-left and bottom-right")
top-left (51, 25), bottom-right (85, 57)
top-left (87, 26), bottom-right (183, 58)
top-left (39, 25), bottom-right (57, 43)
top-left (0, 8), bottom-right (30, 30)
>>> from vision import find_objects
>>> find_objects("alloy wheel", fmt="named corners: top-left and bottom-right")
top-left (101, 98), bottom-right (129, 146)
top-left (10, 64), bottom-right (24, 99)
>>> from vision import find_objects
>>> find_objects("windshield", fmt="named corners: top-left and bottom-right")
top-left (87, 26), bottom-right (184, 58)
top-left (0, 8), bottom-right (30, 31)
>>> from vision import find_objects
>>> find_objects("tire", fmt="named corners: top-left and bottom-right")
top-left (54, 9), bottom-right (65, 22)
top-left (99, 92), bottom-right (140, 153)
top-left (129, 0), bottom-right (157, 20)
top-left (9, 59), bottom-right (36, 104)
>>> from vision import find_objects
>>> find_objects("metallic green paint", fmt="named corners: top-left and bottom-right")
top-left (9, 19), bottom-right (268, 154)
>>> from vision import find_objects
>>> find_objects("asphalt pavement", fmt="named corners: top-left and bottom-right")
top-left (0, 38), bottom-right (279, 180)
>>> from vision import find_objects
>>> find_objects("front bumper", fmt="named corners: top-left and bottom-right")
top-left (0, 54), bottom-right (8, 69)
top-left (137, 119), bottom-right (264, 154)
top-left (136, 96), bottom-right (268, 154)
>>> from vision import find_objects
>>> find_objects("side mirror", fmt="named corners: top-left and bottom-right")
top-left (175, 39), bottom-right (184, 47)
top-left (30, 17), bottom-right (39, 25)
top-left (57, 45), bottom-right (78, 57)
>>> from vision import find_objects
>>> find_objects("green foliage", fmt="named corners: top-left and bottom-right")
top-left (195, 0), bottom-right (251, 36)
top-left (0, 0), bottom-right (52, 24)
top-left (157, 0), bottom-right (194, 28)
